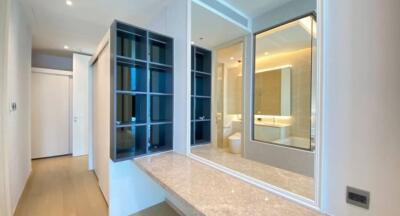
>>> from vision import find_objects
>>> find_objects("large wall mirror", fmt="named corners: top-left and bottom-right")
top-left (253, 15), bottom-right (316, 151)
top-left (189, 0), bottom-right (319, 206)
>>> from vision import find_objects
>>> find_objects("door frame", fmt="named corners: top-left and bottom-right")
top-left (31, 67), bottom-right (73, 158)
top-left (211, 38), bottom-right (246, 151)
top-left (72, 53), bottom-right (92, 157)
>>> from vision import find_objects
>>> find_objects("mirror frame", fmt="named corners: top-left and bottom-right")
top-left (251, 13), bottom-right (316, 152)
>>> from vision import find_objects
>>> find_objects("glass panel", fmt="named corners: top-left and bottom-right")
top-left (117, 62), bottom-right (147, 92)
top-left (195, 73), bottom-right (211, 96)
top-left (151, 95), bottom-right (172, 122)
top-left (150, 66), bottom-right (172, 93)
top-left (117, 30), bottom-right (146, 60)
top-left (149, 124), bottom-right (172, 152)
top-left (116, 94), bottom-right (146, 125)
top-left (253, 15), bottom-right (314, 151)
top-left (195, 98), bottom-right (211, 120)
top-left (116, 126), bottom-right (147, 158)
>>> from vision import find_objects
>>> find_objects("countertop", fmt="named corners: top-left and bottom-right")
top-left (135, 152), bottom-right (322, 216)
top-left (255, 121), bottom-right (291, 128)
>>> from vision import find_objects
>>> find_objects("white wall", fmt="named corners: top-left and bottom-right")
top-left (73, 53), bottom-right (91, 156)
top-left (3, 0), bottom-right (32, 214)
top-left (321, 0), bottom-right (400, 215)
top-left (109, 161), bottom-right (166, 216)
top-left (147, 0), bottom-right (191, 154)
top-left (92, 41), bottom-right (111, 203)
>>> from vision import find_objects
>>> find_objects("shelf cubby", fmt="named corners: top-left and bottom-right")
top-left (150, 64), bottom-right (173, 94)
top-left (195, 121), bottom-right (211, 144)
top-left (151, 95), bottom-right (173, 123)
top-left (116, 125), bottom-right (147, 158)
top-left (116, 28), bottom-right (147, 61)
top-left (116, 93), bottom-right (147, 125)
top-left (116, 61), bottom-right (147, 92)
top-left (149, 33), bottom-right (173, 66)
top-left (191, 122), bottom-right (195, 145)
top-left (195, 97), bottom-right (211, 120)
top-left (195, 47), bottom-right (211, 73)
top-left (191, 96), bottom-right (195, 120)
top-left (195, 73), bottom-right (211, 96)
top-left (191, 46), bottom-right (195, 70)
top-left (149, 123), bottom-right (173, 153)
top-left (191, 72), bottom-right (195, 95)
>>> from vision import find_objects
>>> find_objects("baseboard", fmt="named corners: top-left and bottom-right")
top-left (31, 153), bottom-right (72, 160)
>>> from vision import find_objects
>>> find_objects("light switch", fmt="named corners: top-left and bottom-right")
top-left (10, 102), bottom-right (17, 111)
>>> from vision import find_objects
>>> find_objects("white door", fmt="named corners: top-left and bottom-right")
top-left (31, 69), bottom-right (72, 159)
top-left (72, 54), bottom-right (91, 156)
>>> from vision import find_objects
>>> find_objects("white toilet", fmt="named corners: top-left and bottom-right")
top-left (228, 132), bottom-right (241, 154)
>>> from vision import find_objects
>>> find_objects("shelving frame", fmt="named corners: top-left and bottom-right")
top-left (110, 20), bottom-right (174, 161)
top-left (191, 46), bottom-right (212, 145)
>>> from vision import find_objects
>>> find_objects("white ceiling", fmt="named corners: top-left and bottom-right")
top-left (21, 0), bottom-right (170, 55)
top-left (222, 0), bottom-right (295, 18)
top-left (21, 0), bottom-right (300, 56)
top-left (255, 18), bottom-right (313, 58)
top-left (191, 2), bottom-right (248, 49)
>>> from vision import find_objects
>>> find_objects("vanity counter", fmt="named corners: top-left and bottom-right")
top-left (135, 152), bottom-right (322, 216)
top-left (255, 121), bottom-right (291, 128)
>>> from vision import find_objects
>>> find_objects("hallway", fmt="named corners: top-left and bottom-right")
top-left (14, 156), bottom-right (108, 216)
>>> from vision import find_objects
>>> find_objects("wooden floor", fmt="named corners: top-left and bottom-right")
top-left (15, 155), bottom-right (108, 216)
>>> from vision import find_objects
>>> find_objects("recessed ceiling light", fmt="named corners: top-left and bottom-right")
top-left (64, 45), bottom-right (69, 50)
top-left (264, 52), bottom-right (269, 56)
top-left (230, 57), bottom-right (235, 60)
top-left (191, 41), bottom-right (195, 45)
top-left (66, 0), bottom-right (73, 6)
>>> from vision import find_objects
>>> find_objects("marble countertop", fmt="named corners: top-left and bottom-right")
top-left (135, 152), bottom-right (322, 216)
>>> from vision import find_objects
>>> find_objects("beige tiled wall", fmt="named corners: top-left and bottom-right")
top-left (255, 48), bottom-right (312, 138)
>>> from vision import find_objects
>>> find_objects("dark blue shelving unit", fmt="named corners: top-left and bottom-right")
top-left (111, 20), bottom-right (174, 161)
top-left (191, 46), bottom-right (212, 145)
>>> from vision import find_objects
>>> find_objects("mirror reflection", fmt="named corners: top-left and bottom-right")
top-left (254, 66), bottom-right (291, 116)
top-left (253, 15), bottom-right (316, 151)
top-left (190, 0), bottom-right (317, 202)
